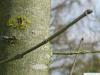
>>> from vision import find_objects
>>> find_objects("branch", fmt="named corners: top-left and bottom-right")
top-left (69, 38), bottom-right (83, 75)
top-left (53, 51), bottom-right (100, 55)
top-left (0, 9), bottom-right (93, 64)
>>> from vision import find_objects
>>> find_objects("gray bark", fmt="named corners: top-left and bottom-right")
top-left (0, 0), bottom-right (51, 75)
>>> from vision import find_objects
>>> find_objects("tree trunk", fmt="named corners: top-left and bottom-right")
top-left (0, 0), bottom-right (51, 75)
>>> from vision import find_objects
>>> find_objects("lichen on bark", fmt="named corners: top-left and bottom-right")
top-left (7, 16), bottom-right (31, 30)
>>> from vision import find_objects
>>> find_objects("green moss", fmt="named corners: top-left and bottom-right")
top-left (7, 16), bottom-right (31, 30)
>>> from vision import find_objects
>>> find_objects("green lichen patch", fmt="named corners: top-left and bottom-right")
top-left (7, 16), bottom-right (31, 30)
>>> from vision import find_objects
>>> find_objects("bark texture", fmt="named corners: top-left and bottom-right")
top-left (0, 0), bottom-right (51, 75)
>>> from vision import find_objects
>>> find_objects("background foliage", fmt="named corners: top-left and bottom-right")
top-left (50, 0), bottom-right (100, 75)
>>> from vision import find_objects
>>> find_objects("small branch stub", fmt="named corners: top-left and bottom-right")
top-left (1, 36), bottom-right (17, 44)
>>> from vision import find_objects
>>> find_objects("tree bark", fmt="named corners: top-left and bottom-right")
top-left (0, 0), bottom-right (51, 75)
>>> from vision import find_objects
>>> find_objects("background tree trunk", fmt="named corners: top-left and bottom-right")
top-left (0, 0), bottom-right (51, 75)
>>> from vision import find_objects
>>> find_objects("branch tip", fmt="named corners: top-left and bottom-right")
top-left (85, 9), bottom-right (93, 14)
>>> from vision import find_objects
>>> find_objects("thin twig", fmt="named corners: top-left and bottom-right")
top-left (53, 50), bottom-right (100, 55)
top-left (69, 38), bottom-right (83, 75)
top-left (0, 9), bottom-right (93, 64)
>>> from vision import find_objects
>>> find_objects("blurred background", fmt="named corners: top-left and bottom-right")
top-left (50, 0), bottom-right (100, 75)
